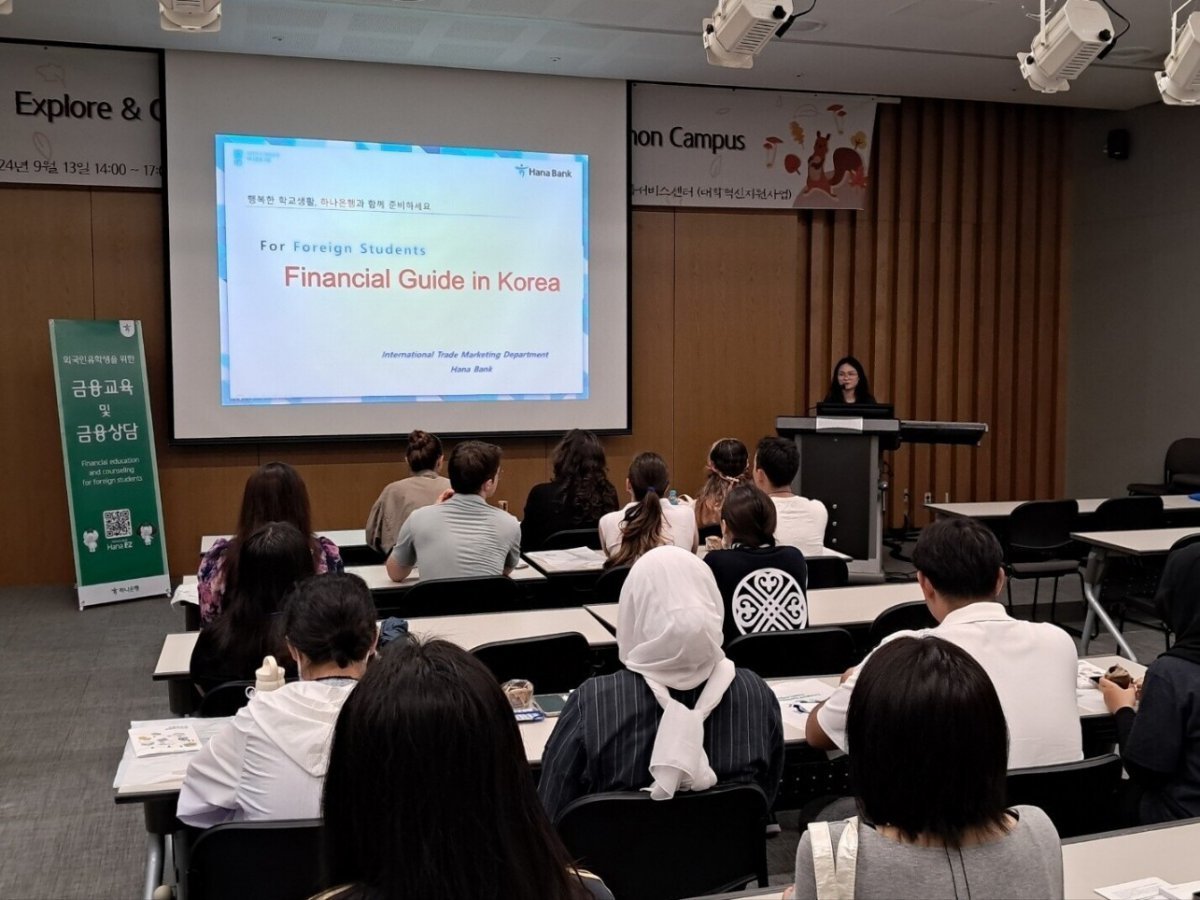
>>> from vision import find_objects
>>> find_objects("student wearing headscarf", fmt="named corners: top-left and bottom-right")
top-left (1099, 541), bottom-right (1200, 824)
top-left (537, 545), bottom-right (784, 821)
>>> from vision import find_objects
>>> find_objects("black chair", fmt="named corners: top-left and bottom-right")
top-left (374, 574), bottom-right (519, 617)
top-left (196, 680), bottom-right (255, 717)
top-left (866, 600), bottom-right (937, 649)
top-left (725, 627), bottom-right (857, 678)
top-left (698, 523), bottom-right (723, 542)
top-left (1128, 438), bottom-right (1200, 496)
top-left (186, 819), bottom-right (327, 900)
top-left (806, 557), bottom-right (849, 589)
top-left (1003, 500), bottom-right (1082, 623)
top-left (593, 564), bottom-right (632, 605)
top-left (1005, 754), bottom-right (1123, 839)
top-left (1113, 533), bottom-right (1200, 649)
top-left (1092, 495), bottom-right (1165, 532)
top-left (555, 784), bottom-right (769, 900)
top-left (471, 631), bottom-right (593, 693)
top-left (1091, 496), bottom-right (1166, 642)
top-left (541, 528), bottom-right (603, 551)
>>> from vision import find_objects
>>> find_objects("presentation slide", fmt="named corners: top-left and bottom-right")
top-left (217, 136), bottom-right (589, 405)
top-left (164, 51), bottom-right (627, 441)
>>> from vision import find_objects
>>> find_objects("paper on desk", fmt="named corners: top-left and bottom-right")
top-left (771, 679), bottom-right (836, 731)
top-left (1077, 661), bottom-right (1112, 717)
top-left (129, 723), bottom-right (200, 758)
top-left (1093, 877), bottom-right (1173, 900)
top-left (525, 548), bottom-right (606, 573)
top-left (170, 581), bottom-right (199, 609)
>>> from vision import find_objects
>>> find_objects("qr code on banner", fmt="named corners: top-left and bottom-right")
top-left (103, 508), bottom-right (133, 539)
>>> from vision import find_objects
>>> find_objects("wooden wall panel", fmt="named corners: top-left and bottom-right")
top-left (0, 96), bottom-right (1072, 586)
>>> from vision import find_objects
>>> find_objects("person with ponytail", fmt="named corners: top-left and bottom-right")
top-left (177, 573), bottom-right (377, 827)
top-left (598, 452), bottom-right (698, 568)
top-left (693, 438), bottom-right (749, 533)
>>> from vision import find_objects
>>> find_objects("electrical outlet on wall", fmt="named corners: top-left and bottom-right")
top-left (923, 492), bottom-right (932, 505)
top-left (902, 489), bottom-right (910, 507)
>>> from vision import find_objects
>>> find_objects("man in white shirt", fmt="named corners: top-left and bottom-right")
top-left (386, 441), bottom-right (521, 582)
top-left (752, 436), bottom-right (828, 556)
top-left (806, 517), bottom-right (1083, 769)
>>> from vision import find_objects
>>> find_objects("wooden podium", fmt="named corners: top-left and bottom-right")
top-left (776, 415), bottom-right (987, 580)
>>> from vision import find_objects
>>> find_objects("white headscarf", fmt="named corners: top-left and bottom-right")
top-left (616, 545), bottom-right (736, 800)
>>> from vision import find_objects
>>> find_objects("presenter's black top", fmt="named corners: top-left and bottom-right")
top-left (821, 390), bottom-right (878, 404)
top-left (520, 481), bottom-right (617, 551)
top-left (705, 544), bottom-right (809, 643)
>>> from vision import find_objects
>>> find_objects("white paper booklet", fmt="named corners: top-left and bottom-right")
top-left (128, 723), bottom-right (201, 758)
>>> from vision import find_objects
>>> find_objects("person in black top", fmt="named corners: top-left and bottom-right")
top-left (822, 355), bottom-right (877, 405)
top-left (520, 429), bottom-right (619, 551)
top-left (1099, 541), bottom-right (1200, 824)
top-left (189, 521), bottom-right (314, 695)
top-left (704, 483), bottom-right (809, 644)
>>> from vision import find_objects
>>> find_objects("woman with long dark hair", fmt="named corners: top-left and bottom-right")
top-left (178, 573), bottom-right (377, 826)
top-left (520, 429), bottom-right (619, 551)
top-left (317, 639), bottom-right (611, 900)
top-left (189, 521), bottom-right (315, 694)
top-left (692, 438), bottom-right (749, 533)
top-left (598, 452), bottom-right (697, 569)
top-left (822, 356), bottom-right (877, 405)
top-left (198, 461), bottom-right (343, 624)
top-left (788, 636), bottom-right (1063, 899)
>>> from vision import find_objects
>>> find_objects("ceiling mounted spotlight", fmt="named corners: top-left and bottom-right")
top-left (160, 0), bottom-right (222, 33)
top-left (1157, 7), bottom-right (1200, 105)
top-left (703, 0), bottom-right (795, 69)
top-left (1018, 0), bottom-right (1114, 93)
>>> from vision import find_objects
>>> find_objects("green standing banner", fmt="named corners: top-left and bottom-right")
top-left (49, 320), bottom-right (170, 609)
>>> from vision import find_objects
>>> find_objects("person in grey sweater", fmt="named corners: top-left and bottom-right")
top-left (788, 636), bottom-right (1064, 900)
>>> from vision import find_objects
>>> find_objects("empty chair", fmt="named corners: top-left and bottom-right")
top-left (186, 819), bottom-right (327, 900)
top-left (1092, 495), bottom-right (1165, 532)
top-left (1128, 438), bottom-right (1200, 496)
top-left (866, 600), bottom-right (938, 649)
top-left (724, 627), bottom-right (857, 678)
top-left (374, 574), bottom-right (519, 617)
top-left (471, 631), bottom-right (593, 693)
top-left (593, 564), bottom-right (631, 605)
top-left (1005, 754), bottom-right (1123, 839)
top-left (540, 528), bottom-right (603, 551)
top-left (1093, 496), bottom-right (1167, 642)
top-left (1003, 499), bottom-right (1082, 623)
top-left (805, 556), bottom-right (849, 589)
top-left (196, 680), bottom-right (255, 718)
top-left (555, 784), bottom-right (769, 900)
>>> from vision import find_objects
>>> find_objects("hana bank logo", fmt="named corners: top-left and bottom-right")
top-left (514, 164), bottom-right (529, 178)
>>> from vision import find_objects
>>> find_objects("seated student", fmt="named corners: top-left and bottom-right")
top-left (190, 521), bottom-right (316, 695)
top-left (806, 517), bottom-right (1083, 769)
top-left (1099, 541), bottom-right (1200, 824)
top-left (598, 452), bottom-right (698, 567)
top-left (364, 429), bottom-right (450, 556)
top-left (317, 639), bottom-right (613, 900)
top-left (751, 437), bottom-right (828, 557)
top-left (704, 483), bottom-right (809, 643)
top-left (177, 574), bottom-right (376, 827)
top-left (692, 438), bottom-right (749, 534)
top-left (386, 440), bottom-right (520, 583)
top-left (538, 546), bottom-right (784, 821)
top-left (198, 461), bottom-right (342, 625)
top-left (520, 429), bottom-right (619, 551)
top-left (788, 636), bottom-right (1064, 900)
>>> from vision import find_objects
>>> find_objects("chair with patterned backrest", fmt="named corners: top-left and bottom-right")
top-left (555, 784), bottom-right (769, 900)
top-left (727, 565), bottom-right (809, 636)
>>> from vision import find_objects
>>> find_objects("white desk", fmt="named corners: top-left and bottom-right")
top-left (927, 495), bottom-right (1200, 519)
top-left (200, 529), bottom-right (368, 554)
top-left (154, 606), bottom-right (614, 680)
top-left (585, 582), bottom-right (924, 633)
top-left (1071, 527), bottom-right (1200, 661)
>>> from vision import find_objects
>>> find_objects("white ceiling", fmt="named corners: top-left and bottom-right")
top-left (0, 0), bottom-right (1177, 110)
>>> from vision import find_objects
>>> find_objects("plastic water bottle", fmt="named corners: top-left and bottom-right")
top-left (255, 655), bottom-right (285, 693)
top-left (668, 489), bottom-right (678, 505)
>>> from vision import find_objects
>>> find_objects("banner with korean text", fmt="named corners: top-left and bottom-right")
top-left (50, 320), bottom-right (169, 609)
top-left (0, 42), bottom-right (161, 187)
top-left (631, 83), bottom-right (877, 210)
